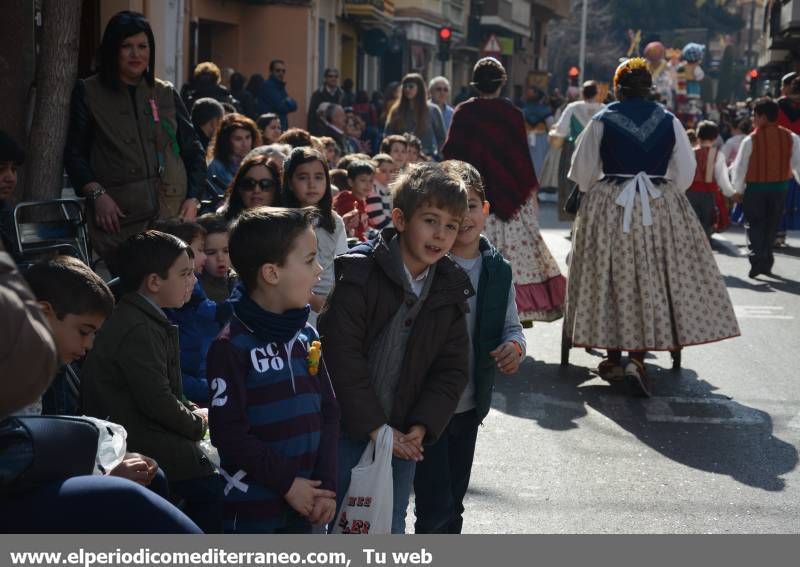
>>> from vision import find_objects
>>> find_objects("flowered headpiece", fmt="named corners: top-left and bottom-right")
top-left (681, 43), bottom-right (705, 63)
top-left (613, 57), bottom-right (649, 89)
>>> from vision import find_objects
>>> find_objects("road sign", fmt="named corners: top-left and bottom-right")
top-left (482, 33), bottom-right (502, 57)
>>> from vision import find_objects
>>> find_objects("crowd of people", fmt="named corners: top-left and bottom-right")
top-left (0, 9), bottom-right (798, 535)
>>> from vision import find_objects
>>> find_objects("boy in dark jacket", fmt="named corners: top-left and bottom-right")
top-left (81, 231), bottom-right (223, 533)
top-left (318, 162), bottom-right (473, 534)
top-left (414, 160), bottom-right (526, 534)
top-left (207, 207), bottom-right (339, 533)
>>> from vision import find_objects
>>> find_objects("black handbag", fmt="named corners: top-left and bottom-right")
top-left (0, 415), bottom-right (99, 494)
top-left (563, 183), bottom-right (583, 216)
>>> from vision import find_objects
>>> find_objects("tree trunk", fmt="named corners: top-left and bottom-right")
top-left (23, 0), bottom-right (82, 202)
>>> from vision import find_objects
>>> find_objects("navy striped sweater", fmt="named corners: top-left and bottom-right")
top-left (207, 316), bottom-right (340, 533)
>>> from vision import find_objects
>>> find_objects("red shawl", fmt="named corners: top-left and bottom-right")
top-left (442, 97), bottom-right (538, 221)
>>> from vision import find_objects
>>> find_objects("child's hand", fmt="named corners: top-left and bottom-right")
top-left (309, 496), bottom-right (337, 526)
top-left (193, 407), bottom-right (209, 423)
top-left (392, 427), bottom-right (424, 462)
top-left (342, 207), bottom-right (360, 232)
top-left (284, 478), bottom-right (336, 517)
top-left (490, 341), bottom-right (522, 374)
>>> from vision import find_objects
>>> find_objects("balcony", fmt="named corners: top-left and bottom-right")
top-left (779, 0), bottom-right (800, 35)
top-left (480, 0), bottom-right (531, 36)
top-left (343, 0), bottom-right (395, 24)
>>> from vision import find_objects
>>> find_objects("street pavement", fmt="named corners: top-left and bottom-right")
top-left (425, 200), bottom-right (800, 534)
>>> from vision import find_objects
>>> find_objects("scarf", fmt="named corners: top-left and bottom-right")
top-left (231, 287), bottom-right (310, 344)
top-left (442, 97), bottom-right (539, 221)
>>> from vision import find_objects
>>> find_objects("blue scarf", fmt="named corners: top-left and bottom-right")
top-left (231, 286), bottom-right (310, 344)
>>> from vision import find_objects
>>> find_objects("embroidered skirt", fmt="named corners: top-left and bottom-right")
top-left (564, 179), bottom-right (740, 351)
top-left (484, 194), bottom-right (566, 322)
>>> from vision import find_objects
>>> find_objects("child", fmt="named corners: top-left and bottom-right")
top-left (380, 134), bottom-right (408, 171)
top-left (80, 230), bottom-right (223, 533)
top-left (281, 147), bottom-right (348, 323)
top-left (156, 219), bottom-right (234, 405)
top-left (404, 133), bottom-right (424, 163)
top-left (318, 162), bottom-right (473, 534)
top-left (22, 256), bottom-right (114, 416)
top-left (207, 207), bottom-right (339, 533)
top-left (318, 136), bottom-right (340, 169)
top-left (329, 168), bottom-right (347, 196)
top-left (197, 213), bottom-right (236, 303)
top-left (413, 160), bottom-right (526, 534)
top-left (333, 160), bottom-right (374, 241)
top-left (365, 153), bottom-right (398, 231)
top-left (687, 121), bottom-right (735, 238)
top-left (24, 255), bottom-right (168, 488)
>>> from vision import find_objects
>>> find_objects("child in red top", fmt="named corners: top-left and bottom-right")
top-left (333, 160), bottom-right (374, 241)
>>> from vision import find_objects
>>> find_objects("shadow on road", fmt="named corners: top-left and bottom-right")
top-left (492, 357), bottom-right (798, 492)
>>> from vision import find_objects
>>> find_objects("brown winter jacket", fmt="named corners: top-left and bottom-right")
top-left (318, 229), bottom-right (474, 444)
top-left (80, 292), bottom-right (213, 481)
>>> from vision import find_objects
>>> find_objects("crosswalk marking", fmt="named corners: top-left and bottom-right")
top-left (734, 305), bottom-right (794, 320)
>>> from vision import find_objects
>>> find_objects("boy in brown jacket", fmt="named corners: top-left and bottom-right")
top-left (318, 163), bottom-right (473, 534)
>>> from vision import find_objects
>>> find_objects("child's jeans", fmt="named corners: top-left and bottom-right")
top-left (336, 433), bottom-right (416, 534)
top-left (413, 409), bottom-right (480, 534)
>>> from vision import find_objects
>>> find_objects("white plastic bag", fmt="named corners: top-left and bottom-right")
top-left (332, 425), bottom-right (393, 534)
top-left (78, 416), bottom-right (127, 475)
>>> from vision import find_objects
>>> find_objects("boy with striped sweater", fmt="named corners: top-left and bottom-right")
top-left (207, 207), bottom-right (339, 533)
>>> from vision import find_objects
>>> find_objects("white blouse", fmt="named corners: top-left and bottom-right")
top-left (568, 116), bottom-right (696, 193)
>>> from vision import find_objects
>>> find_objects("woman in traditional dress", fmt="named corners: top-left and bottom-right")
top-left (443, 57), bottom-right (566, 323)
top-left (549, 80), bottom-right (605, 220)
top-left (565, 58), bottom-right (740, 396)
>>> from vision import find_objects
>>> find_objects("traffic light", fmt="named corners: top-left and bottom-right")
top-left (747, 68), bottom-right (759, 97)
top-left (437, 26), bottom-right (452, 62)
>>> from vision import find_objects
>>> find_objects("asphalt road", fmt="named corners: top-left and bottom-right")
top-left (433, 201), bottom-right (800, 534)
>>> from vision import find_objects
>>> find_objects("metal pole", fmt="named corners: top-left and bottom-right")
top-left (746, 0), bottom-right (756, 69)
top-left (579, 0), bottom-right (588, 85)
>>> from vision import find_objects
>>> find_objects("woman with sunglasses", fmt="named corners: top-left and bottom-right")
top-left (220, 154), bottom-right (281, 222)
top-left (385, 73), bottom-right (446, 160)
top-left (64, 10), bottom-right (206, 270)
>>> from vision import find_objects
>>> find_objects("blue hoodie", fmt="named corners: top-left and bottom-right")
top-left (166, 280), bottom-right (234, 404)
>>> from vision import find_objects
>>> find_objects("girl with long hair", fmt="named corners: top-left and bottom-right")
top-left (206, 113), bottom-right (261, 189)
top-left (281, 147), bottom-right (347, 322)
top-left (384, 73), bottom-right (446, 159)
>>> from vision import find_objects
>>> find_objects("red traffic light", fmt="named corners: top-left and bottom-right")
top-left (439, 27), bottom-right (452, 41)
top-left (747, 68), bottom-right (759, 79)
top-left (568, 66), bottom-right (580, 77)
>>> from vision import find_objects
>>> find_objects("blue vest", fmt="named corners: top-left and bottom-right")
top-left (595, 100), bottom-right (675, 176)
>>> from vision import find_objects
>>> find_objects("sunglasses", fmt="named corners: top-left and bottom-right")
top-left (326, 74), bottom-right (339, 79)
top-left (238, 178), bottom-right (277, 192)
top-left (402, 82), bottom-right (416, 89)
top-left (274, 68), bottom-right (287, 74)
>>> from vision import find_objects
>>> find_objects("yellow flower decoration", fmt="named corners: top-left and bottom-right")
top-left (614, 57), bottom-right (649, 89)
top-left (307, 340), bottom-right (322, 376)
